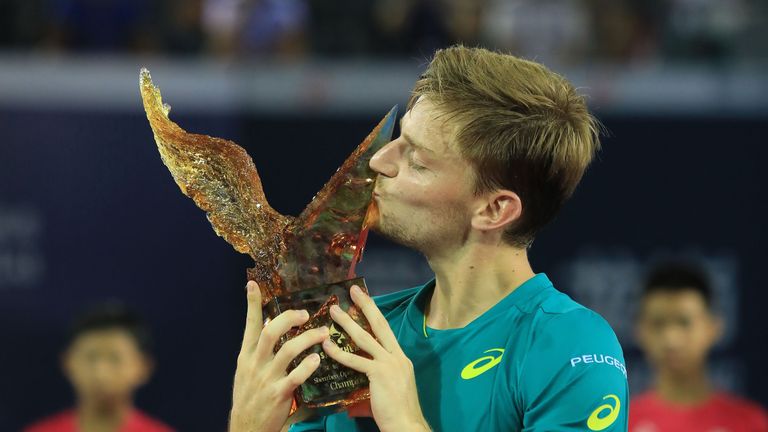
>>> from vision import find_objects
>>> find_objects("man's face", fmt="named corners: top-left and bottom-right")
top-left (368, 98), bottom-right (477, 254)
top-left (636, 290), bottom-right (722, 376)
top-left (63, 329), bottom-right (150, 407)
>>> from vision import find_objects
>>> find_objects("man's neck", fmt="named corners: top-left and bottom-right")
top-left (77, 400), bottom-right (132, 432)
top-left (424, 240), bottom-right (534, 330)
top-left (654, 367), bottom-right (713, 405)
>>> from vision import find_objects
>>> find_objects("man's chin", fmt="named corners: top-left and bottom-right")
top-left (370, 218), bottom-right (422, 250)
top-left (369, 221), bottom-right (389, 240)
top-left (369, 217), bottom-right (389, 236)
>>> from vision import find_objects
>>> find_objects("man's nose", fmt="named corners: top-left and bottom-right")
top-left (369, 139), bottom-right (399, 178)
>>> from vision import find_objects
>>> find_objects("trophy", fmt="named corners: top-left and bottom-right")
top-left (139, 69), bottom-right (396, 411)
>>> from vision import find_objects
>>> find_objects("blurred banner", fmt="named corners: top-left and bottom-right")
top-left (0, 56), bottom-right (767, 115)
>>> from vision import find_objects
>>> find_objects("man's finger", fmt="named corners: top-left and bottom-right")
top-left (330, 303), bottom-right (387, 358)
top-left (350, 284), bottom-right (401, 354)
top-left (271, 326), bottom-right (330, 375)
top-left (322, 337), bottom-right (373, 373)
top-left (280, 352), bottom-right (322, 395)
top-left (241, 281), bottom-right (263, 354)
top-left (255, 309), bottom-right (311, 362)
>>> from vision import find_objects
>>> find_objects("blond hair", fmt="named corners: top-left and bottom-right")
top-left (408, 45), bottom-right (602, 247)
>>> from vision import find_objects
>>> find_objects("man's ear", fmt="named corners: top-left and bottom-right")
top-left (471, 190), bottom-right (522, 232)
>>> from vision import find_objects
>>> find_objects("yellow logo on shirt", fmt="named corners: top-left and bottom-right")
top-left (460, 348), bottom-right (505, 380)
top-left (587, 394), bottom-right (621, 431)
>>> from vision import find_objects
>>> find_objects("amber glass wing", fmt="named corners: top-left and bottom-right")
top-left (140, 68), bottom-right (396, 299)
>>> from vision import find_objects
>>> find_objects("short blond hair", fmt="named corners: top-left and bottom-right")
top-left (408, 45), bottom-right (602, 247)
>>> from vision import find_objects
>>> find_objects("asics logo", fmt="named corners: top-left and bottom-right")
top-left (460, 348), bottom-right (505, 380)
top-left (587, 394), bottom-right (621, 431)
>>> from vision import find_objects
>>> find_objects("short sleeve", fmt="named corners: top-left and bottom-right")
top-left (518, 308), bottom-right (629, 431)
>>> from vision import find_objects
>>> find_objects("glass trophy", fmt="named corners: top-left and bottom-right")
top-left (139, 68), bottom-right (396, 411)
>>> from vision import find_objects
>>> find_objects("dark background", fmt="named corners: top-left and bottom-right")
top-left (1, 0), bottom-right (767, 429)
top-left (1, 107), bottom-right (765, 431)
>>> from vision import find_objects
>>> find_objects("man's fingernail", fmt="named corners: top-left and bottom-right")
top-left (246, 281), bottom-right (256, 293)
top-left (309, 353), bottom-right (321, 363)
top-left (320, 326), bottom-right (329, 335)
top-left (351, 285), bottom-right (363, 296)
top-left (330, 304), bottom-right (341, 315)
top-left (301, 309), bottom-right (309, 319)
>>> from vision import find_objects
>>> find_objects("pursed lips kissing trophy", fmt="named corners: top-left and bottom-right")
top-left (139, 68), bottom-right (397, 414)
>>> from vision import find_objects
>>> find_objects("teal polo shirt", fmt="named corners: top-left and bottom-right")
top-left (291, 273), bottom-right (629, 431)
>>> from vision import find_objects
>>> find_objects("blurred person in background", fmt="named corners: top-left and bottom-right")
top-left (369, 0), bottom-right (451, 57)
top-left (662, 0), bottom-right (749, 62)
top-left (479, 0), bottom-right (593, 66)
top-left (630, 262), bottom-right (768, 431)
top-left (24, 304), bottom-right (173, 432)
top-left (44, 0), bottom-right (157, 53)
top-left (161, 0), bottom-right (206, 55)
top-left (202, 0), bottom-right (308, 59)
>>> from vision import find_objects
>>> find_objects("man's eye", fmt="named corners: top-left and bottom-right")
top-left (408, 156), bottom-right (426, 171)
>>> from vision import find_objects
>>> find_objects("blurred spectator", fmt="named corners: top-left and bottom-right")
top-left (370, 0), bottom-right (451, 57)
top-left (587, 0), bottom-right (661, 63)
top-left (480, 0), bottom-right (592, 66)
top-left (162, 0), bottom-right (206, 55)
top-left (45, 0), bottom-right (157, 53)
top-left (306, 0), bottom-right (373, 56)
top-left (0, 0), bottom-right (766, 64)
top-left (23, 304), bottom-right (174, 432)
top-left (442, 0), bottom-right (484, 49)
top-left (203, 0), bottom-right (307, 59)
top-left (662, 0), bottom-right (749, 62)
top-left (630, 262), bottom-right (768, 432)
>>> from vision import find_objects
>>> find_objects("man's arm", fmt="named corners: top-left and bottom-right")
top-left (518, 308), bottom-right (629, 431)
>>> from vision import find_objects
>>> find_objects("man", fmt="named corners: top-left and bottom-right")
top-left (630, 262), bottom-right (768, 431)
top-left (24, 304), bottom-right (173, 432)
top-left (229, 45), bottom-right (629, 431)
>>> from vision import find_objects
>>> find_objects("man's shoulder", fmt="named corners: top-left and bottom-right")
top-left (515, 282), bottom-right (629, 430)
top-left (23, 410), bottom-right (76, 432)
top-left (520, 285), bottom-right (627, 379)
top-left (528, 285), bottom-right (619, 344)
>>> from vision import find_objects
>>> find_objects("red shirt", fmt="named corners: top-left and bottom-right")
top-left (24, 409), bottom-right (174, 432)
top-left (630, 391), bottom-right (768, 432)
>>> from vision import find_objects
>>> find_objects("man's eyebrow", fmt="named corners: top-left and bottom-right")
top-left (399, 117), bottom-right (435, 155)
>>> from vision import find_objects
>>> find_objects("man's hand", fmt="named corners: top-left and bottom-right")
top-left (322, 284), bottom-right (431, 432)
top-left (230, 281), bottom-right (331, 432)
